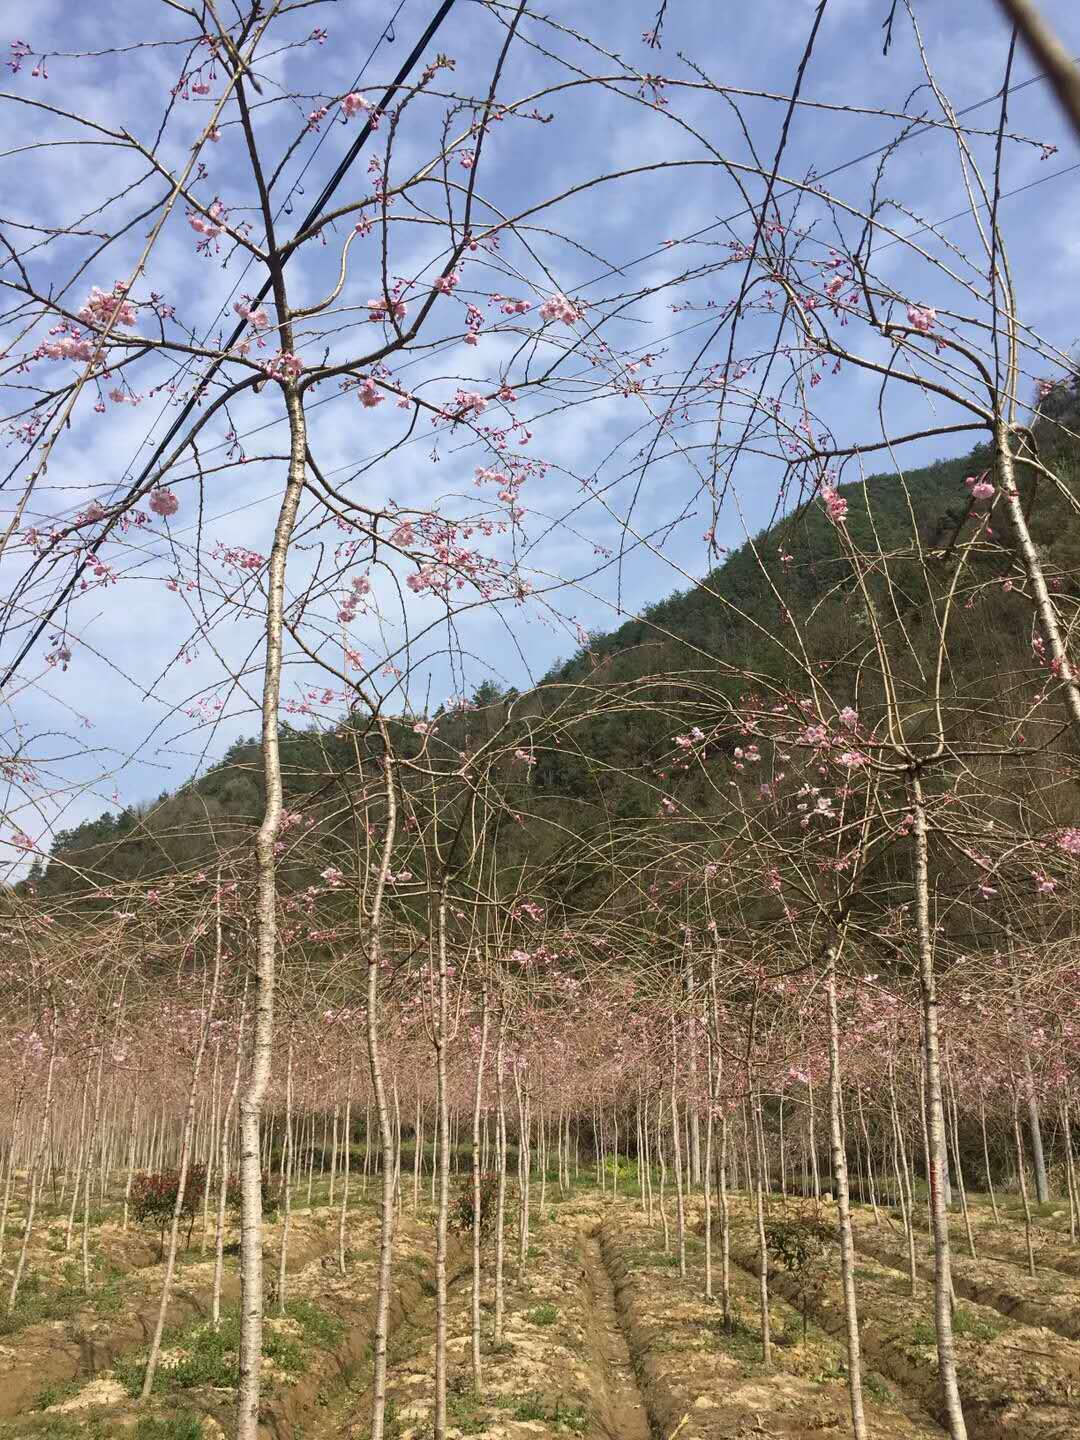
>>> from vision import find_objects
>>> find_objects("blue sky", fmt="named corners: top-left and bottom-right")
top-left (2, 0), bottom-right (1079, 867)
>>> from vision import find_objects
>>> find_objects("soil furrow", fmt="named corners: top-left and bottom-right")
top-left (582, 1230), bottom-right (653, 1440)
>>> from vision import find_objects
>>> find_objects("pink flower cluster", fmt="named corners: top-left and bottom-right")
top-left (149, 488), bottom-right (179, 518)
top-left (454, 389), bottom-right (487, 415)
top-left (188, 199), bottom-right (227, 241)
top-left (357, 377), bottom-right (383, 407)
top-left (342, 92), bottom-right (376, 125)
top-left (906, 304), bottom-right (936, 334)
top-left (337, 573), bottom-right (370, 624)
top-left (264, 350), bottom-right (303, 379)
top-left (494, 295), bottom-right (531, 316)
top-left (234, 298), bottom-right (269, 329)
top-left (539, 292), bottom-right (581, 324)
top-left (367, 296), bottom-right (407, 323)
top-left (79, 283), bottom-right (137, 330)
top-left (38, 329), bottom-right (95, 362)
top-left (964, 475), bottom-right (995, 503)
top-left (820, 484), bottom-right (848, 523)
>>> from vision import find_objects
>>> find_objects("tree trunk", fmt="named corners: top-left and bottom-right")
top-left (142, 899), bottom-right (222, 1398)
top-left (213, 995), bottom-right (247, 1328)
top-left (911, 776), bottom-right (968, 1440)
top-left (236, 384), bottom-right (307, 1440)
top-left (470, 986), bottom-right (489, 1394)
top-left (365, 734), bottom-right (400, 1440)
top-left (825, 944), bottom-right (868, 1440)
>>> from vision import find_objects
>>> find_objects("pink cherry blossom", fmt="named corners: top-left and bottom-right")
top-left (342, 92), bottom-right (377, 126)
top-left (79, 283), bottom-right (137, 330)
top-left (367, 297), bottom-right (407, 323)
top-left (820, 485), bottom-right (848, 523)
top-left (149, 488), bottom-right (179, 518)
top-left (539, 292), bottom-right (581, 324)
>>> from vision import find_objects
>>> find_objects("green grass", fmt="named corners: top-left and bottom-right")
top-left (114, 1306), bottom-right (304, 1396)
top-left (952, 1306), bottom-right (1003, 1340)
top-left (624, 1246), bottom-right (679, 1269)
top-left (864, 1372), bottom-right (894, 1403)
top-left (0, 1255), bottom-right (126, 1339)
top-left (912, 1306), bottom-right (1001, 1349)
top-left (0, 1273), bottom-right (82, 1336)
top-left (526, 1302), bottom-right (558, 1325)
top-left (447, 1387), bottom-right (488, 1434)
top-left (705, 1311), bottom-right (766, 1368)
top-left (32, 1380), bottom-right (81, 1411)
top-left (286, 1298), bottom-right (344, 1349)
top-left (134, 1416), bottom-right (205, 1440)
top-left (0, 1418), bottom-right (117, 1440)
top-left (509, 1393), bottom-right (588, 1433)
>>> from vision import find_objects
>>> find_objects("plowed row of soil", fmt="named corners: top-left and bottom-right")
top-left (601, 1206), bottom-right (943, 1440)
top-left (847, 1213), bottom-right (1080, 1340)
top-left (330, 1196), bottom-right (652, 1440)
top-left (934, 1207), bottom-right (1080, 1280)
top-left (725, 1207), bottom-right (1080, 1440)
top-left (0, 1207), bottom-right (339, 1419)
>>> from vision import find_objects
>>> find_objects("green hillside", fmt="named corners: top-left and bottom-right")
top-left (25, 396), bottom-right (1080, 907)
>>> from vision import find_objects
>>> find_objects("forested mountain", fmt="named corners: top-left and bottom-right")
top-left (25, 396), bottom-right (1080, 909)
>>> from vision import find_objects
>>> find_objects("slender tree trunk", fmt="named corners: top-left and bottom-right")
top-left (0, 1090), bottom-right (24, 1267)
top-left (944, 1054), bottom-right (977, 1259)
top-left (81, 1041), bottom-right (105, 1293)
top-left (911, 776), bottom-right (968, 1440)
top-left (338, 1055), bottom-right (355, 1275)
top-left (1061, 1093), bottom-right (1077, 1244)
top-left (1012, 1092), bottom-right (1037, 1279)
top-left (719, 1111), bottom-right (732, 1328)
top-left (213, 997), bottom-right (247, 1329)
top-left (980, 1095), bottom-right (999, 1222)
top-left (656, 1091), bottom-right (670, 1251)
top-left (236, 384), bottom-right (307, 1440)
top-left (856, 1086), bottom-right (880, 1225)
top-left (8, 1016), bottom-right (57, 1314)
top-left (670, 1021), bottom-right (687, 1278)
top-left (432, 887), bottom-right (452, 1440)
top-left (493, 1023), bottom-right (507, 1347)
top-left (142, 900), bottom-right (222, 1398)
top-left (470, 987), bottom-right (489, 1394)
top-left (751, 1089), bottom-right (772, 1366)
top-left (65, 1058), bottom-right (92, 1253)
top-left (366, 735), bottom-right (400, 1440)
top-left (276, 1041), bottom-right (293, 1313)
top-left (825, 944), bottom-right (868, 1440)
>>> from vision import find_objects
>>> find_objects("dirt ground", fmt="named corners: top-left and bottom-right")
top-left (3, 1182), bottom-right (1080, 1440)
